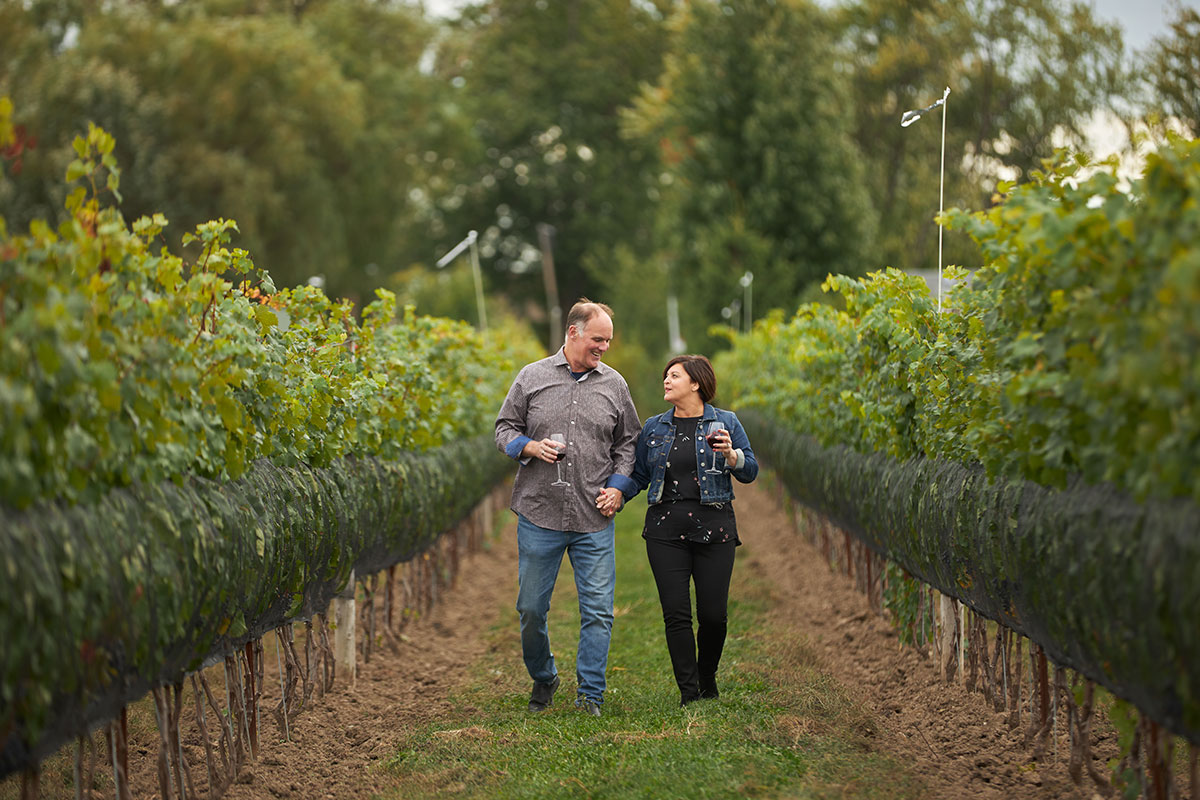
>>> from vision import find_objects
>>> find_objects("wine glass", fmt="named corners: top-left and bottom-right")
top-left (704, 422), bottom-right (726, 475)
top-left (550, 434), bottom-right (570, 487)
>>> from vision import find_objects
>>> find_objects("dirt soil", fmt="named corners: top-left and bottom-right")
top-left (28, 480), bottom-right (1117, 800)
top-left (739, 482), bottom-right (1116, 800)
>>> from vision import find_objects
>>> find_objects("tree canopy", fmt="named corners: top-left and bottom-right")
top-left (0, 0), bottom-right (1165, 370)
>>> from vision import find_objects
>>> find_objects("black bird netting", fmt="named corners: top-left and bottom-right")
top-left (740, 410), bottom-right (1200, 746)
top-left (0, 435), bottom-right (512, 777)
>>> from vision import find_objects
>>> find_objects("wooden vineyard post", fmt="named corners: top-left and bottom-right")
top-left (1190, 744), bottom-right (1197, 800)
top-left (107, 707), bottom-right (132, 800)
top-left (480, 493), bottom-right (494, 546)
top-left (958, 601), bottom-right (967, 686)
top-left (333, 568), bottom-right (357, 688)
top-left (385, 566), bottom-right (396, 630)
top-left (244, 640), bottom-right (262, 761)
top-left (19, 768), bottom-right (37, 800)
top-left (938, 592), bottom-right (957, 683)
top-left (1038, 647), bottom-right (1049, 733)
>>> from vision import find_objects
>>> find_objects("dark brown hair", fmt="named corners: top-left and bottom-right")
top-left (664, 354), bottom-right (716, 404)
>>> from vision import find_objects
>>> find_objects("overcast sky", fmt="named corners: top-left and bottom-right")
top-left (1087, 0), bottom-right (1197, 50)
top-left (419, 0), bottom-right (1193, 163)
top-left (424, 1), bottom-right (1198, 50)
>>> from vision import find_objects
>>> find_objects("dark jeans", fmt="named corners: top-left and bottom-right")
top-left (645, 537), bottom-right (737, 700)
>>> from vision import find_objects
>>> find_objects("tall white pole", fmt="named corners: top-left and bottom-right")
top-left (937, 86), bottom-right (949, 312)
top-left (468, 233), bottom-right (488, 330)
top-left (436, 230), bottom-right (488, 329)
top-left (901, 86), bottom-right (951, 311)
top-left (740, 271), bottom-right (754, 333)
top-left (667, 294), bottom-right (684, 353)
top-left (536, 223), bottom-right (560, 350)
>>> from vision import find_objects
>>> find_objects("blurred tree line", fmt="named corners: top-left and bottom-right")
top-left (2, 0), bottom-right (1195, 413)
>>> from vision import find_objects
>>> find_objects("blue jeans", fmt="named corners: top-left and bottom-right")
top-left (516, 514), bottom-right (616, 703)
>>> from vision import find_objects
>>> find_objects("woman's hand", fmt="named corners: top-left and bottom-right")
top-left (711, 431), bottom-right (734, 458)
top-left (595, 487), bottom-right (623, 517)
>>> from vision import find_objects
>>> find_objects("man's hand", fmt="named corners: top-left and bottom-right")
top-left (522, 437), bottom-right (565, 463)
top-left (595, 487), bottom-right (623, 517)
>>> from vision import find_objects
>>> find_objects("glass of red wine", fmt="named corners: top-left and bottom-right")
top-left (550, 433), bottom-right (570, 486)
top-left (704, 421), bottom-right (726, 475)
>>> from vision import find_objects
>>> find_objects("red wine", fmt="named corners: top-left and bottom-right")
top-left (553, 449), bottom-right (566, 462)
top-left (705, 432), bottom-right (724, 447)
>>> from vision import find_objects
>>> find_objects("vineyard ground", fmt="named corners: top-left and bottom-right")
top-left (4, 476), bottom-right (1121, 799)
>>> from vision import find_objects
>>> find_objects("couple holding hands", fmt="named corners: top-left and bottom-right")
top-left (495, 299), bottom-right (758, 716)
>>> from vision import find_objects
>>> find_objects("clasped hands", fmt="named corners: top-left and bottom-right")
top-left (595, 487), bottom-right (622, 518)
top-left (522, 437), bottom-right (623, 517)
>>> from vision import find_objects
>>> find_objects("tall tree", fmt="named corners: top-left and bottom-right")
top-left (1144, 4), bottom-right (1200, 137)
top-left (624, 0), bottom-right (877, 353)
top-left (836, 0), bottom-right (1131, 274)
top-left (430, 0), bottom-right (670, 336)
top-left (0, 0), bottom-right (458, 301)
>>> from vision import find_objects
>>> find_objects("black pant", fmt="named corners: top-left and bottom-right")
top-left (645, 537), bottom-right (737, 701)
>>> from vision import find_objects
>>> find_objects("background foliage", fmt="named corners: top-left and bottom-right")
top-left (621, 0), bottom-right (877, 355)
top-left (0, 118), bottom-right (539, 510)
top-left (738, 412), bottom-right (1200, 746)
top-left (0, 111), bottom-right (541, 775)
top-left (720, 139), bottom-right (1200, 504)
top-left (1, 0), bottom-right (1198, 779)
top-left (715, 134), bottom-right (1200, 752)
top-left (3, 0), bottom-right (1180, 374)
top-left (0, 437), bottom-right (513, 776)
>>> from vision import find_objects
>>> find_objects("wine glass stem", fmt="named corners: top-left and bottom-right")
top-left (556, 462), bottom-right (564, 483)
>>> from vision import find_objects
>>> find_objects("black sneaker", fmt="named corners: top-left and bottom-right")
top-left (699, 674), bottom-right (719, 699)
top-left (575, 696), bottom-right (602, 717)
top-left (528, 675), bottom-right (560, 712)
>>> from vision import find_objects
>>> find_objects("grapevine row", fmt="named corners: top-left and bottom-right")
top-left (0, 112), bottom-right (541, 778)
top-left (717, 141), bottom-right (1200, 750)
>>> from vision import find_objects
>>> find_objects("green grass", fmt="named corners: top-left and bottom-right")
top-left (376, 496), bottom-right (927, 800)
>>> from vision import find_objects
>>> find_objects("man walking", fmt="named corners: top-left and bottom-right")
top-left (495, 299), bottom-right (640, 717)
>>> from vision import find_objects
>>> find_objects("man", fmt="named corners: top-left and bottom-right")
top-left (495, 299), bottom-right (640, 717)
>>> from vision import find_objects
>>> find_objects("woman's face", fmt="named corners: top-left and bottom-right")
top-left (663, 364), bottom-right (699, 405)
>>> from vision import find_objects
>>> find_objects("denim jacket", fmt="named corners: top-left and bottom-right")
top-left (626, 404), bottom-right (758, 506)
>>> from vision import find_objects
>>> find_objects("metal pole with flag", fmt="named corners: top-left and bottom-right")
top-left (436, 230), bottom-right (488, 329)
top-left (901, 86), bottom-right (951, 311)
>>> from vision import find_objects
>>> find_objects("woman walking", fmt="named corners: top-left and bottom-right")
top-left (626, 355), bottom-right (757, 705)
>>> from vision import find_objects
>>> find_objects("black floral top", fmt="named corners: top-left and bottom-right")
top-left (641, 416), bottom-right (739, 545)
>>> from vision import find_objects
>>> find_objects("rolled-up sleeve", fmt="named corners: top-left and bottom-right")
top-left (727, 414), bottom-right (758, 483)
top-left (604, 378), bottom-right (641, 496)
top-left (495, 372), bottom-right (533, 461)
top-left (624, 419), bottom-right (654, 500)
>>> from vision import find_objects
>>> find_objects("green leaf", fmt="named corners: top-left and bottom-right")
top-left (65, 160), bottom-right (89, 183)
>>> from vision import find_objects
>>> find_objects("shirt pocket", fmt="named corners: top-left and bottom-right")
top-left (645, 435), bottom-right (668, 459)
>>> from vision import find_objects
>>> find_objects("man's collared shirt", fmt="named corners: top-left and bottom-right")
top-left (495, 348), bottom-right (640, 533)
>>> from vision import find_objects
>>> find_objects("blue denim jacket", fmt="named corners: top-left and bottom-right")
top-left (626, 404), bottom-right (758, 505)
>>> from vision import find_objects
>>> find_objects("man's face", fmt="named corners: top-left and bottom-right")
top-left (564, 313), bottom-right (613, 371)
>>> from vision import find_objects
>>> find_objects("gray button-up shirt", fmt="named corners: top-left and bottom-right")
top-left (495, 348), bottom-right (641, 533)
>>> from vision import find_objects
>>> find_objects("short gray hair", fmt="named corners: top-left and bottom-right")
top-left (564, 298), bottom-right (613, 340)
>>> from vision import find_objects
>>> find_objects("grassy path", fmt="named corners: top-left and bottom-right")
top-left (376, 494), bottom-right (923, 800)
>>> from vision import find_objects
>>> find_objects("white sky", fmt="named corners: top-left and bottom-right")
top-left (418, 0), bottom-right (1194, 168)
top-left (422, 1), bottom-right (1198, 51)
top-left (1088, 0), bottom-right (1198, 51)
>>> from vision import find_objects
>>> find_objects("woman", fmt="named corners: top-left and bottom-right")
top-left (626, 355), bottom-right (758, 706)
